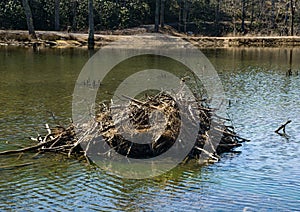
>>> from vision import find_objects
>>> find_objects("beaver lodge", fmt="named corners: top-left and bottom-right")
top-left (0, 88), bottom-right (249, 166)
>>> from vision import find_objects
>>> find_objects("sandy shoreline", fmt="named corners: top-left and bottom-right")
top-left (1, 30), bottom-right (300, 49)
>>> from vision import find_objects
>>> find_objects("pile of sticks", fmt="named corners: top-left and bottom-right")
top-left (91, 92), bottom-right (248, 162)
top-left (0, 91), bottom-right (249, 164)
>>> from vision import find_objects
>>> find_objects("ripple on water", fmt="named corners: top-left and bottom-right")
top-left (1, 48), bottom-right (300, 211)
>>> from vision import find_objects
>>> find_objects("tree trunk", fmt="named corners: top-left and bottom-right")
top-left (72, 0), bottom-right (78, 32)
top-left (250, 0), bottom-right (255, 30)
top-left (54, 0), bottom-right (60, 31)
top-left (215, 0), bottom-right (220, 24)
top-left (183, 0), bottom-right (188, 33)
top-left (290, 0), bottom-right (294, 36)
top-left (155, 0), bottom-right (160, 32)
top-left (232, 0), bottom-right (236, 36)
top-left (22, 0), bottom-right (36, 39)
top-left (271, 0), bottom-right (275, 29)
top-left (160, 0), bottom-right (165, 28)
top-left (88, 0), bottom-right (94, 50)
top-left (178, 0), bottom-right (183, 31)
top-left (258, 0), bottom-right (265, 29)
top-left (284, 1), bottom-right (289, 26)
top-left (241, 0), bottom-right (246, 33)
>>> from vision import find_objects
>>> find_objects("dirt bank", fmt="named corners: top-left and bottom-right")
top-left (0, 30), bottom-right (121, 48)
top-left (1, 29), bottom-right (300, 48)
top-left (188, 36), bottom-right (300, 48)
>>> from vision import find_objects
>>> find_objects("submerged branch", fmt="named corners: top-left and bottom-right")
top-left (0, 135), bottom-right (61, 156)
top-left (275, 120), bottom-right (292, 136)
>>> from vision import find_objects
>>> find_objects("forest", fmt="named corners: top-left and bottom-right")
top-left (0, 0), bottom-right (299, 36)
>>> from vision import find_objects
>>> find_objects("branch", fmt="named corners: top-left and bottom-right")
top-left (275, 120), bottom-right (292, 136)
top-left (0, 135), bottom-right (61, 156)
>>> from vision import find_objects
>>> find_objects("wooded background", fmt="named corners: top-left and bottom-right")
top-left (1, 0), bottom-right (299, 36)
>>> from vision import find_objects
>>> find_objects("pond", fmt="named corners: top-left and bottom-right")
top-left (0, 46), bottom-right (299, 211)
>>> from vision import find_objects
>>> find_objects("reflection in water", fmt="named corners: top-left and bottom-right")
top-left (202, 47), bottom-right (300, 73)
top-left (0, 47), bottom-right (299, 210)
top-left (0, 154), bottom-right (207, 211)
top-left (0, 47), bottom-right (88, 147)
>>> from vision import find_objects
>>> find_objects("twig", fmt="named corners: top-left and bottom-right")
top-left (214, 127), bottom-right (250, 142)
top-left (47, 111), bottom-right (57, 123)
top-left (122, 95), bottom-right (161, 110)
top-left (42, 133), bottom-right (55, 143)
top-left (194, 146), bottom-right (219, 162)
top-left (17, 152), bottom-right (24, 160)
top-left (275, 120), bottom-right (292, 136)
top-left (45, 123), bottom-right (51, 134)
top-left (49, 136), bottom-right (62, 148)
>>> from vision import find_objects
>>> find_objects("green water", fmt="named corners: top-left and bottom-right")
top-left (0, 46), bottom-right (299, 211)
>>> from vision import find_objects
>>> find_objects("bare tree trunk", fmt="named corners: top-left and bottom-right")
top-left (258, 0), bottom-right (265, 31)
top-left (215, 0), bottom-right (220, 25)
top-left (284, 1), bottom-right (289, 26)
top-left (88, 0), bottom-right (94, 50)
top-left (241, 0), bottom-right (246, 33)
top-left (232, 0), bottom-right (236, 36)
top-left (290, 0), bottom-right (294, 36)
top-left (271, 0), bottom-right (275, 29)
top-left (55, 0), bottom-right (60, 31)
top-left (178, 0), bottom-right (183, 31)
top-left (72, 0), bottom-right (78, 32)
top-left (250, 0), bottom-right (255, 30)
top-left (155, 0), bottom-right (160, 32)
top-left (22, 0), bottom-right (36, 39)
top-left (160, 0), bottom-right (165, 28)
top-left (183, 0), bottom-right (188, 33)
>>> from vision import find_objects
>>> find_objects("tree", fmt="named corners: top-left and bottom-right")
top-left (55, 0), bottom-right (60, 31)
top-left (160, 0), bottom-right (165, 27)
top-left (241, 0), bottom-right (246, 33)
top-left (155, 0), bottom-right (160, 32)
top-left (88, 0), bottom-right (95, 50)
top-left (178, 0), bottom-right (188, 32)
top-left (182, 0), bottom-right (190, 33)
top-left (290, 0), bottom-right (295, 35)
top-left (250, 0), bottom-right (255, 30)
top-left (233, 0), bottom-right (236, 35)
top-left (284, 0), bottom-right (289, 34)
top-left (22, 0), bottom-right (36, 39)
top-left (215, 0), bottom-right (221, 25)
top-left (271, 0), bottom-right (275, 29)
top-left (2, 0), bottom-right (300, 37)
top-left (71, 0), bottom-right (79, 32)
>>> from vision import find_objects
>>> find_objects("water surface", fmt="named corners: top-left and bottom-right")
top-left (0, 46), bottom-right (299, 211)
